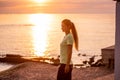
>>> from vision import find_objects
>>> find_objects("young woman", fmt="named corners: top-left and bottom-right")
top-left (57, 19), bottom-right (79, 80)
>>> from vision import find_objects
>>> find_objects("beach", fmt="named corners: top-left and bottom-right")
top-left (0, 62), bottom-right (114, 80)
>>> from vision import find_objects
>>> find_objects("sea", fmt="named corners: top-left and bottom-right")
top-left (0, 13), bottom-right (115, 71)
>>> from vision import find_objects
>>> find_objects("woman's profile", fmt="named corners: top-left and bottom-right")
top-left (57, 19), bottom-right (79, 80)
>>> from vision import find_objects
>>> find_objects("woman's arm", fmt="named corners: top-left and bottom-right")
top-left (65, 45), bottom-right (72, 73)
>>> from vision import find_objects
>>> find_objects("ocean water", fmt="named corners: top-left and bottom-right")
top-left (0, 14), bottom-right (115, 70)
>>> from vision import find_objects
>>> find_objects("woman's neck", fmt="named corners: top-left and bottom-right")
top-left (65, 31), bottom-right (70, 35)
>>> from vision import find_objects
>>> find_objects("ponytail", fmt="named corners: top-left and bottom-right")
top-left (71, 22), bottom-right (79, 51)
top-left (62, 19), bottom-right (79, 51)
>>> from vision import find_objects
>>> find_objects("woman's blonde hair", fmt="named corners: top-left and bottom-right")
top-left (62, 19), bottom-right (79, 51)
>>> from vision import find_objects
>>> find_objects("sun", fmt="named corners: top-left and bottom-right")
top-left (30, 0), bottom-right (51, 6)
top-left (34, 0), bottom-right (48, 3)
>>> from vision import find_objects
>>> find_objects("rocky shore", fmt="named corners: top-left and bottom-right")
top-left (0, 62), bottom-right (114, 80)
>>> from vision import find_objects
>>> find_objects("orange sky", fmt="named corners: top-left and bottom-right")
top-left (0, 0), bottom-right (115, 14)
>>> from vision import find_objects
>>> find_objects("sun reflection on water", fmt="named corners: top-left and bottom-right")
top-left (29, 14), bottom-right (53, 57)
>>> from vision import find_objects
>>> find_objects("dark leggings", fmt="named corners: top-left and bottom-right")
top-left (57, 64), bottom-right (73, 80)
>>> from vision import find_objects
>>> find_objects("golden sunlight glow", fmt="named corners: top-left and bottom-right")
top-left (33, 0), bottom-right (48, 3)
top-left (29, 14), bottom-right (53, 56)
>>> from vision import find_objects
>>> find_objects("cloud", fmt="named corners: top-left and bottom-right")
top-left (0, 0), bottom-right (32, 13)
top-left (0, 0), bottom-right (27, 6)
top-left (0, 0), bottom-right (115, 14)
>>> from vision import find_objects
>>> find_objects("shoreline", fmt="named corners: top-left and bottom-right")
top-left (0, 61), bottom-right (114, 80)
top-left (0, 54), bottom-right (104, 67)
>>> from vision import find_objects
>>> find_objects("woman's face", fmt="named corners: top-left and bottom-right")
top-left (61, 23), bottom-right (66, 32)
top-left (61, 22), bottom-right (70, 32)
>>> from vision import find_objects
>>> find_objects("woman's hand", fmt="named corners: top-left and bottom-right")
top-left (65, 64), bottom-right (70, 73)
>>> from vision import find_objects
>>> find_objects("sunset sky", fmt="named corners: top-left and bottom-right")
top-left (0, 0), bottom-right (115, 14)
